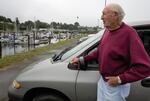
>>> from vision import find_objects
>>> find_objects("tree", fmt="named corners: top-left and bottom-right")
top-left (24, 20), bottom-right (34, 31)
top-left (6, 18), bottom-right (12, 23)
top-left (74, 22), bottom-right (80, 30)
top-left (0, 16), bottom-right (13, 31)
top-left (15, 17), bottom-right (20, 25)
top-left (74, 22), bottom-right (80, 27)
top-left (15, 17), bottom-right (20, 32)
top-left (50, 22), bottom-right (57, 29)
top-left (0, 16), bottom-right (6, 22)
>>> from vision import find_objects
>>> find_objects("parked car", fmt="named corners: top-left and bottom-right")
top-left (8, 21), bottom-right (150, 101)
top-left (78, 34), bottom-right (95, 44)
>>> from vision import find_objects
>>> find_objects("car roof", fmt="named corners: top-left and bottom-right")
top-left (128, 20), bottom-right (150, 29)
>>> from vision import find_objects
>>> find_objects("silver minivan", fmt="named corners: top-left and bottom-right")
top-left (8, 21), bottom-right (150, 101)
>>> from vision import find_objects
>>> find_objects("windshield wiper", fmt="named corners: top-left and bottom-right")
top-left (52, 46), bottom-right (72, 61)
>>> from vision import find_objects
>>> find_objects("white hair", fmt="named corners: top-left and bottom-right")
top-left (106, 3), bottom-right (125, 21)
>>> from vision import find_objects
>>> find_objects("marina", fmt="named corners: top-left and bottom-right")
top-left (0, 32), bottom-right (71, 58)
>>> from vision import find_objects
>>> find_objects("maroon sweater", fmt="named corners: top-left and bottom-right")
top-left (84, 22), bottom-right (150, 84)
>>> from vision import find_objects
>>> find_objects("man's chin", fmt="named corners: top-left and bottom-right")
top-left (103, 23), bottom-right (107, 27)
top-left (104, 25), bottom-right (109, 28)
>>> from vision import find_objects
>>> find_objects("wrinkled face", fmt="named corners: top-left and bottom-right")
top-left (101, 7), bottom-right (118, 29)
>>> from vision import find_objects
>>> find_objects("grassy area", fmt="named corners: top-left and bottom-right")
top-left (0, 38), bottom-right (78, 68)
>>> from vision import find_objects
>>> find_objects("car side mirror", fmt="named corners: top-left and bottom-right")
top-left (68, 63), bottom-right (79, 70)
top-left (68, 62), bottom-right (87, 70)
top-left (141, 78), bottom-right (150, 87)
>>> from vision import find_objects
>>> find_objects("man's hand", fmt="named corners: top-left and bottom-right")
top-left (70, 57), bottom-right (79, 64)
top-left (105, 76), bottom-right (120, 87)
top-left (69, 57), bottom-right (80, 69)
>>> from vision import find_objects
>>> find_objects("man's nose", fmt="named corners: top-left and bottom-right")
top-left (101, 15), bottom-right (104, 20)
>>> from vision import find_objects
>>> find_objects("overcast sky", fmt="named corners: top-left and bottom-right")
top-left (0, 0), bottom-right (149, 27)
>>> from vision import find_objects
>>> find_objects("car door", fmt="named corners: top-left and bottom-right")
top-left (127, 79), bottom-right (150, 101)
top-left (76, 68), bottom-right (100, 101)
top-left (75, 43), bottom-right (100, 101)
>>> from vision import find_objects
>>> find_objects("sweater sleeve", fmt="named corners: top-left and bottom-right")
top-left (119, 30), bottom-right (150, 84)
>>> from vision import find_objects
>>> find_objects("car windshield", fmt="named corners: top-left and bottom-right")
top-left (60, 30), bottom-right (104, 61)
top-left (52, 34), bottom-right (95, 62)
top-left (52, 43), bottom-right (78, 61)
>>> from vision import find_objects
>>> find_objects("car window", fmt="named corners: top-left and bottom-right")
top-left (73, 42), bottom-right (99, 71)
top-left (61, 30), bottom-right (104, 61)
top-left (85, 44), bottom-right (99, 70)
top-left (137, 29), bottom-right (150, 55)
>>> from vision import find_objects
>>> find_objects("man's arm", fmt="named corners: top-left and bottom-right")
top-left (119, 31), bottom-right (150, 84)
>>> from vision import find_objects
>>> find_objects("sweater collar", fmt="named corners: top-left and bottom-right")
top-left (107, 22), bottom-right (125, 32)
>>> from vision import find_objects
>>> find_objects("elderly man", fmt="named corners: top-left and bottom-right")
top-left (71, 3), bottom-right (150, 101)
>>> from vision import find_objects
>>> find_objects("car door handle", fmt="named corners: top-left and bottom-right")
top-left (141, 78), bottom-right (150, 87)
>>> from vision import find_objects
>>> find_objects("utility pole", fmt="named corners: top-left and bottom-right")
top-left (34, 17), bottom-right (36, 48)
top-left (13, 33), bottom-right (16, 54)
top-left (105, 0), bottom-right (107, 6)
top-left (51, 19), bottom-right (55, 41)
top-left (27, 35), bottom-right (30, 50)
top-left (51, 19), bottom-right (53, 34)
top-left (97, 19), bottom-right (100, 31)
top-left (0, 36), bottom-right (2, 58)
top-left (76, 16), bottom-right (80, 37)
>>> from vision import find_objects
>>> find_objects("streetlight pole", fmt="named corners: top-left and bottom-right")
top-left (0, 36), bottom-right (2, 58)
top-left (51, 19), bottom-right (53, 35)
top-left (76, 16), bottom-right (79, 37)
top-left (105, 0), bottom-right (107, 6)
top-left (13, 33), bottom-right (16, 54)
top-left (34, 17), bottom-right (36, 48)
top-left (97, 19), bottom-right (100, 31)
